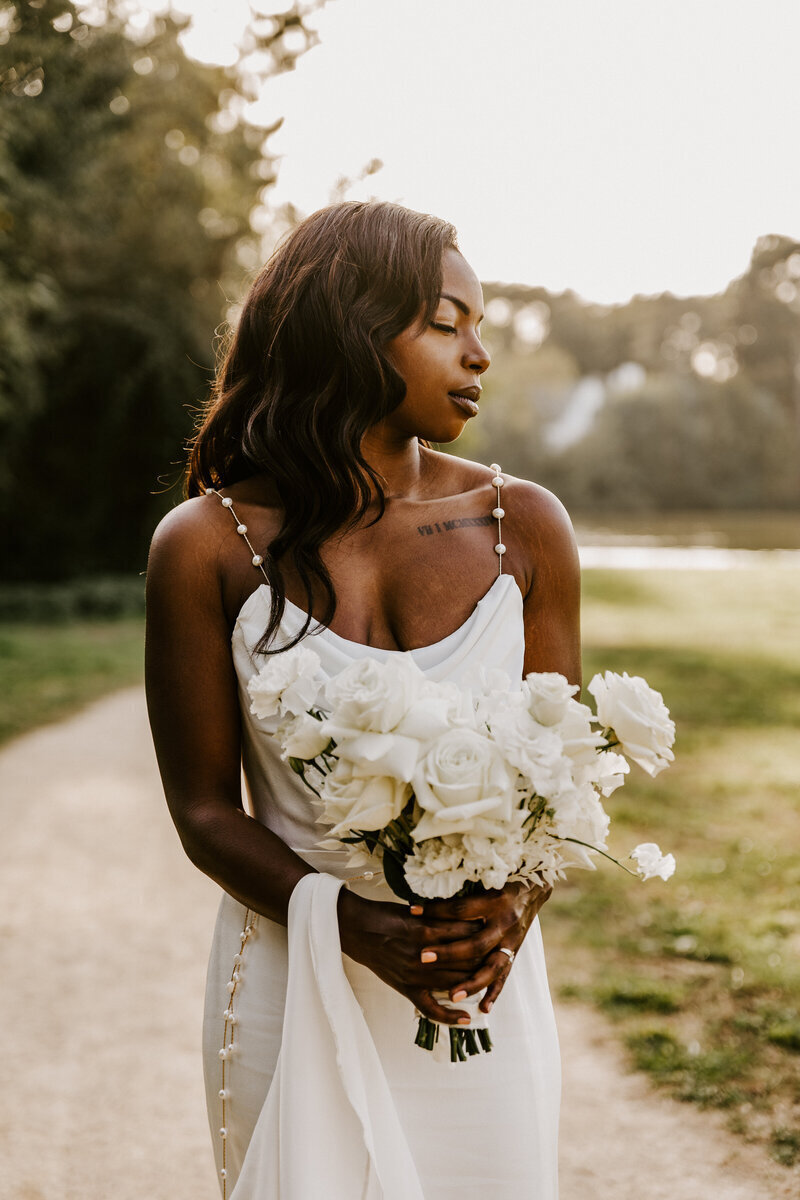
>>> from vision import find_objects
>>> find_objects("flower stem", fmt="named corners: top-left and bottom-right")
top-left (551, 834), bottom-right (638, 876)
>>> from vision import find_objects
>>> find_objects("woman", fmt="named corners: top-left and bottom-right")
top-left (146, 200), bottom-right (581, 1199)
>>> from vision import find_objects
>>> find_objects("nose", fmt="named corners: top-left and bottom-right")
top-left (464, 331), bottom-right (491, 375)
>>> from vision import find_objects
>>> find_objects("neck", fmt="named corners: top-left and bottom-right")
top-left (360, 427), bottom-right (425, 501)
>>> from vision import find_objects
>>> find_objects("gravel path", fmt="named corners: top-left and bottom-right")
top-left (0, 688), bottom-right (795, 1199)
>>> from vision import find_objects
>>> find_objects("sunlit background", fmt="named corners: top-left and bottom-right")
top-left (149, 0), bottom-right (800, 304)
top-left (3, 2), bottom-right (800, 1190)
top-left (3, 0), bottom-right (800, 579)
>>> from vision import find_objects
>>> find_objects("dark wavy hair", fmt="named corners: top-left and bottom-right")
top-left (187, 200), bottom-right (459, 651)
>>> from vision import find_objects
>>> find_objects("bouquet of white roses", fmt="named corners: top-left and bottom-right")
top-left (247, 649), bottom-right (676, 1062)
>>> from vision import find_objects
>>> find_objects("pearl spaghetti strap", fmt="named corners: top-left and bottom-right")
top-left (210, 468), bottom-right (506, 577)
top-left (490, 462), bottom-right (505, 576)
top-left (207, 489), bottom-right (271, 585)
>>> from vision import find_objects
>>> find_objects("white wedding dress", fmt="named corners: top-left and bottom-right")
top-left (202, 499), bottom-right (561, 1199)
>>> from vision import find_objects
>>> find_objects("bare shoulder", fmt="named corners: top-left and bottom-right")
top-left (498, 474), bottom-right (580, 594)
top-left (421, 447), bottom-right (494, 497)
top-left (147, 492), bottom-right (229, 583)
top-left (500, 474), bottom-right (577, 543)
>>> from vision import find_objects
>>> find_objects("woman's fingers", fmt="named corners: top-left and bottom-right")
top-left (415, 918), bottom-right (481, 946)
top-left (479, 959), bottom-right (514, 1011)
top-left (411, 989), bottom-right (470, 1026)
top-left (449, 947), bottom-right (516, 1009)
top-left (421, 893), bottom-right (501, 922)
top-left (418, 924), bottom-right (501, 966)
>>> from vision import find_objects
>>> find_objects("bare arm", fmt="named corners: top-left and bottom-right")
top-left (513, 479), bottom-right (582, 687)
top-left (145, 497), bottom-right (316, 923)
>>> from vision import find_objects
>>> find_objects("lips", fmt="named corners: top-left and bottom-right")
top-left (449, 386), bottom-right (481, 417)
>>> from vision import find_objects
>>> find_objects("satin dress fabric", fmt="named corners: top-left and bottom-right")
top-left (202, 575), bottom-right (561, 1199)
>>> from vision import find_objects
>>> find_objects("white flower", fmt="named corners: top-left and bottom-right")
top-left (404, 838), bottom-right (469, 899)
top-left (631, 842), bottom-right (676, 881)
top-left (588, 671), bottom-right (676, 777)
top-left (322, 655), bottom-right (424, 735)
top-left (412, 728), bottom-right (517, 841)
top-left (247, 645), bottom-right (323, 720)
top-left (320, 658), bottom-right (453, 782)
top-left (461, 821), bottom-right (525, 890)
top-left (282, 712), bottom-right (330, 761)
top-left (590, 750), bottom-right (630, 796)
top-left (549, 782), bottom-right (610, 849)
top-left (319, 760), bottom-right (411, 835)
top-left (490, 708), bottom-right (572, 800)
top-left (523, 672), bottom-right (580, 726)
top-left (553, 700), bottom-right (606, 776)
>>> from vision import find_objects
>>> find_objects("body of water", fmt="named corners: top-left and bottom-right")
top-left (572, 511), bottom-right (800, 569)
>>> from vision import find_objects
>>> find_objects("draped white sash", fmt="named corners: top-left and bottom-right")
top-left (230, 873), bottom-right (424, 1200)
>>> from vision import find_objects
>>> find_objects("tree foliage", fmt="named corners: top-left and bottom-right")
top-left (0, 0), bottom-right (317, 579)
top-left (464, 236), bottom-right (800, 513)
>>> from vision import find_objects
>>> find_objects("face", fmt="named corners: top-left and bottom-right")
top-left (383, 248), bottom-right (490, 443)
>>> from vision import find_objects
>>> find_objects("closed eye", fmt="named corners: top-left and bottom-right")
top-left (431, 322), bottom-right (457, 334)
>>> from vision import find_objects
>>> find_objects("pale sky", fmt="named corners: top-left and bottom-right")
top-left (137, 0), bottom-right (800, 303)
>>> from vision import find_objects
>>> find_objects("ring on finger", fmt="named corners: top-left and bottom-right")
top-left (497, 946), bottom-right (515, 965)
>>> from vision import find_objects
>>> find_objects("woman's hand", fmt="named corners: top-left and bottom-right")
top-left (338, 890), bottom-right (491, 1025)
top-left (416, 881), bottom-right (552, 1014)
top-left (337, 881), bottom-right (551, 1024)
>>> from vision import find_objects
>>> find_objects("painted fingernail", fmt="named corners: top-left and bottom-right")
top-left (458, 1017), bottom-right (471, 1025)
top-left (485, 1001), bottom-right (493, 1012)
top-left (409, 905), bottom-right (423, 916)
top-left (452, 990), bottom-right (468, 1001)
top-left (420, 950), bottom-right (437, 963)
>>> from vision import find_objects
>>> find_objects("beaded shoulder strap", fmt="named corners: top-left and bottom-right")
top-left (209, 477), bottom-right (506, 579)
top-left (489, 462), bottom-right (505, 576)
top-left (207, 489), bottom-right (270, 585)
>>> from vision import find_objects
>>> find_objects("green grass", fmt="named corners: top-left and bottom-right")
top-left (546, 565), bottom-right (800, 1166)
top-left (0, 619), bottom-right (144, 746)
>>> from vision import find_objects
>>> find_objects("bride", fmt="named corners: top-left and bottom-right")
top-left (145, 200), bottom-right (580, 1198)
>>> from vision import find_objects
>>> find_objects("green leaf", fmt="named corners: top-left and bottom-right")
top-left (381, 848), bottom-right (419, 903)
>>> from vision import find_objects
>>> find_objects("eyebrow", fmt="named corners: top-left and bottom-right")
top-left (440, 293), bottom-right (484, 322)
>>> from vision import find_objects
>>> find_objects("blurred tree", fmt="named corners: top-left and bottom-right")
top-left (542, 373), bottom-right (799, 512)
top-left (468, 248), bottom-right (800, 513)
top-left (0, 0), bottom-right (319, 580)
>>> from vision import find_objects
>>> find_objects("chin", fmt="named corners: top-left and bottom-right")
top-left (417, 420), bottom-right (469, 445)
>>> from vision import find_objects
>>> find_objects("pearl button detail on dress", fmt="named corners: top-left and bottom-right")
top-left (216, 907), bottom-right (257, 1200)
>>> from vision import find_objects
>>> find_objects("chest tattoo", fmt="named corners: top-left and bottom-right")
top-left (416, 515), bottom-right (494, 536)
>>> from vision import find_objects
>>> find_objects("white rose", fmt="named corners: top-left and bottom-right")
top-left (554, 700), bottom-right (606, 777)
top-left (412, 728), bottom-right (517, 841)
top-left (282, 712), bottom-right (330, 761)
top-left (319, 761), bottom-right (411, 835)
top-left (322, 655), bottom-right (423, 735)
top-left (631, 842), bottom-right (676, 881)
top-left (322, 665), bottom-right (454, 783)
top-left (247, 644), bottom-right (322, 720)
top-left (523, 672), bottom-right (580, 726)
top-left (490, 708), bottom-right (572, 800)
top-left (588, 671), bottom-right (676, 777)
